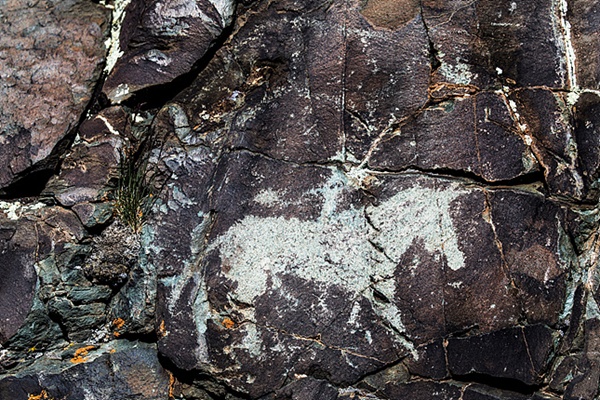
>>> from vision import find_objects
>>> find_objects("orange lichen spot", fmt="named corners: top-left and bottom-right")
top-left (222, 317), bottom-right (235, 329)
top-left (28, 389), bottom-right (50, 400)
top-left (113, 318), bottom-right (126, 329)
top-left (112, 317), bottom-right (126, 336)
top-left (168, 372), bottom-right (176, 399)
top-left (158, 320), bottom-right (167, 338)
top-left (110, 348), bottom-right (117, 354)
top-left (70, 345), bottom-right (96, 364)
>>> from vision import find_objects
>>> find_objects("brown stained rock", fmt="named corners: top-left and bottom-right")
top-left (0, 203), bottom-right (86, 345)
top-left (0, 0), bottom-right (109, 190)
top-left (369, 92), bottom-right (538, 182)
top-left (360, 0), bottom-right (420, 30)
top-left (573, 92), bottom-right (600, 201)
top-left (343, 13), bottom-right (430, 161)
top-left (489, 190), bottom-right (571, 326)
top-left (563, 319), bottom-right (600, 400)
top-left (102, 0), bottom-right (236, 103)
top-left (0, 213), bottom-right (37, 344)
top-left (150, 144), bottom-right (574, 395)
top-left (405, 340), bottom-right (448, 380)
top-left (384, 381), bottom-right (462, 400)
top-left (158, 0), bottom-right (430, 165)
top-left (422, 0), bottom-right (567, 89)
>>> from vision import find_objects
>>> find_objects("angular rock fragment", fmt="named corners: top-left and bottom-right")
top-left (103, 0), bottom-right (237, 103)
top-left (46, 106), bottom-right (127, 208)
top-left (0, 0), bottom-right (109, 190)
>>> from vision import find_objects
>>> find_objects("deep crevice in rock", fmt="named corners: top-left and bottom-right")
top-left (452, 373), bottom-right (542, 395)
top-left (0, 170), bottom-right (57, 200)
top-left (120, 22), bottom-right (236, 112)
top-left (419, 1), bottom-right (441, 74)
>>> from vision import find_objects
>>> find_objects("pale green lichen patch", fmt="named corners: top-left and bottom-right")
top-left (0, 201), bottom-right (45, 220)
top-left (208, 171), bottom-right (469, 357)
top-left (367, 183), bottom-right (468, 271)
top-left (437, 52), bottom-right (475, 85)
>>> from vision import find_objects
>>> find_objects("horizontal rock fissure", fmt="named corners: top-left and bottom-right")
top-left (451, 372), bottom-right (542, 395)
top-left (368, 165), bottom-right (546, 189)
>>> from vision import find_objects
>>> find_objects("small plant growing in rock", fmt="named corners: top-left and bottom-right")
top-left (113, 115), bottom-right (166, 233)
top-left (114, 147), bottom-right (155, 233)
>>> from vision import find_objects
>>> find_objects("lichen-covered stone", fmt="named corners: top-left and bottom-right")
top-left (0, 202), bottom-right (86, 345)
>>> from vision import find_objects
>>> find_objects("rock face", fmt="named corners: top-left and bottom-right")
top-left (1, 0), bottom-right (600, 399)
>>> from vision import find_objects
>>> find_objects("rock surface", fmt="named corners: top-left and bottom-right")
top-left (1, 0), bottom-right (600, 399)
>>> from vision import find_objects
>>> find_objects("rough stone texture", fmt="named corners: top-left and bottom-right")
top-left (422, 0), bottom-right (567, 89)
top-left (2, 0), bottom-right (600, 398)
top-left (0, 0), bottom-right (109, 190)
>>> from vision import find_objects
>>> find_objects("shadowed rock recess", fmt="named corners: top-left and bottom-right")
top-left (2, 0), bottom-right (600, 398)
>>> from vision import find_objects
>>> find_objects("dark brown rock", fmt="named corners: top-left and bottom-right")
top-left (569, 0), bottom-right (600, 90)
top-left (370, 92), bottom-right (537, 183)
top-left (563, 319), bottom-right (600, 400)
top-left (2, 0), bottom-right (600, 397)
top-left (512, 89), bottom-right (584, 200)
top-left (46, 106), bottom-right (128, 207)
top-left (446, 325), bottom-right (554, 386)
top-left (0, 208), bottom-right (38, 344)
top-left (384, 381), bottom-right (461, 400)
top-left (0, 0), bottom-right (109, 190)
top-left (573, 92), bottom-right (600, 201)
top-left (405, 340), bottom-right (448, 380)
top-left (422, 0), bottom-right (568, 89)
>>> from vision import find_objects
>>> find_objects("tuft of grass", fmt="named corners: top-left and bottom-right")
top-left (114, 146), bottom-right (156, 233)
top-left (113, 112), bottom-right (168, 233)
